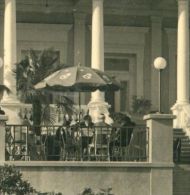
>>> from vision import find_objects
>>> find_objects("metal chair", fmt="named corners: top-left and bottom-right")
top-left (88, 126), bottom-right (111, 161)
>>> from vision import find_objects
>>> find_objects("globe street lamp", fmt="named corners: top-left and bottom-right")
top-left (154, 57), bottom-right (167, 113)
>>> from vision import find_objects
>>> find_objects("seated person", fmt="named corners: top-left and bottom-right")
top-left (119, 116), bottom-right (135, 146)
top-left (94, 114), bottom-right (111, 160)
top-left (109, 113), bottom-right (135, 160)
top-left (80, 115), bottom-right (94, 157)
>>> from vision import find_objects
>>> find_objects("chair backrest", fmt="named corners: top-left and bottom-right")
top-left (94, 126), bottom-right (111, 146)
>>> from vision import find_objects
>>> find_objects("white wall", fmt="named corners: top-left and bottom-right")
top-left (17, 23), bottom-right (72, 64)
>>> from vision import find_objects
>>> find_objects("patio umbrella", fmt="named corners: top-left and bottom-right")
top-left (34, 66), bottom-right (120, 92)
top-left (34, 66), bottom-right (121, 119)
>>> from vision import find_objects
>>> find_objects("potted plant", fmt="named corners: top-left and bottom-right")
top-left (130, 96), bottom-right (151, 124)
top-left (131, 96), bottom-right (151, 115)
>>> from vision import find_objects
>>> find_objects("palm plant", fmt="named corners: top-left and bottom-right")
top-left (0, 84), bottom-right (11, 101)
top-left (15, 48), bottom-right (74, 127)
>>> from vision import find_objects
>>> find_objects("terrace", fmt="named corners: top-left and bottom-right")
top-left (0, 113), bottom-right (174, 195)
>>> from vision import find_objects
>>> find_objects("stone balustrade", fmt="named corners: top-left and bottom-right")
top-left (0, 113), bottom-right (175, 195)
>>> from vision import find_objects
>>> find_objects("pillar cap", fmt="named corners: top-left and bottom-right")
top-left (143, 114), bottom-right (176, 121)
top-left (0, 115), bottom-right (8, 121)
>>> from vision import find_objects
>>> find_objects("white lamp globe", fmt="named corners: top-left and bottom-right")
top-left (154, 57), bottom-right (167, 70)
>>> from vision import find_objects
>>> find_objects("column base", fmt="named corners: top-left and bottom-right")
top-left (1, 92), bottom-right (20, 104)
top-left (171, 102), bottom-right (190, 136)
top-left (0, 103), bottom-right (31, 125)
top-left (87, 100), bottom-right (113, 125)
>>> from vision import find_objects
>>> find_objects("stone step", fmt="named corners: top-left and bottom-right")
top-left (181, 142), bottom-right (190, 147)
top-left (173, 130), bottom-right (185, 134)
top-left (180, 155), bottom-right (190, 159)
top-left (178, 159), bottom-right (190, 163)
top-left (173, 131), bottom-right (185, 135)
top-left (174, 135), bottom-right (187, 140)
top-left (174, 193), bottom-right (190, 195)
top-left (181, 147), bottom-right (190, 150)
top-left (180, 150), bottom-right (190, 154)
top-left (173, 133), bottom-right (186, 137)
top-left (173, 128), bottom-right (184, 131)
top-left (173, 165), bottom-right (190, 195)
top-left (173, 129), bottom-right (190, 164)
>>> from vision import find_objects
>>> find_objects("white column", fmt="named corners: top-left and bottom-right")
top-left (1, 0), bottom-right (21, 125)
top-left (176, 0), bottom-right (189, 104)
top-left (0, 115), bottom-right (8, 161)
top-left (0, 14), bottom-right (4, 84)
top-left (88, 0), bottom-right (112, 124)
top-left (150, 16), bottom-right (162, 111)
top-left (2, 0), bottom-right (18, 103)
top-left (91, 0), bottom-right (104, 102)
top-left (172, 0), bottom-right (190, 136)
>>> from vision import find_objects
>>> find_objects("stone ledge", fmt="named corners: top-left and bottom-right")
top-left (0, 161), bottom-right (174, 168)
top-left (143, 114), bottom-right (176, 120)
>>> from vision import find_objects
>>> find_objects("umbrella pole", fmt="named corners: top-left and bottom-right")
top-left (79, 92), bottom-right (81, 123)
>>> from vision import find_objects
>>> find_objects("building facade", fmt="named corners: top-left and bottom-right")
top-left (0, 0), bottom-right (190, 131)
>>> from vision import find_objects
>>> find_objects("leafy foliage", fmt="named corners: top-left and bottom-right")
top-left (0, 164), bottom-right (36, 195)
top-left (56, 96), bottom-right (76, 119)
top-left (15, 48), bottom-right (74, 126)
top-left (131, 96), bottom-right (151, 115)
top-left (0, 165), bottom-right (64, 195)
top-left (79, 188), bottom-right (114, 195)
top-left (0, 85), bottom-right (11, 94)
top-left (15, 48), bottom-right (62, 103)
top-left (0, 165), bottom-right (115, 195)
top-left (0, 84), bottom-right (11, 101)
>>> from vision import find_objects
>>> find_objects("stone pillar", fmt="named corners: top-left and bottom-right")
top-left (150, 16), bottom-right (162, 111)
top-left (0, 13), bottom-right (4, 84)
top-left (1, 0), bottom-right (21, 124)
top-left (144, 114), bottom-right (174, 163)
top-left (176, 0), bottom-right (189, 104)
top-left (171, 0), bottom-right (190, 136)
top-left (3, 0), bottom-right (18, 103)
top-left (144, 114), bottom-right (174, 195)
top-left (88, 0), bottom-right (112, 124)
top-left (0, 115), bottom-right (8, 161)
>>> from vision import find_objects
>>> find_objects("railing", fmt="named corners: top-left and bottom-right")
top-left (173, 137), bottom-right (181, 163)
top-left (5, 124), bottom-right (149, 162)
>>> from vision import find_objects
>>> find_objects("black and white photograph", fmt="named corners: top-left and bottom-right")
top-left (0, 0), bottom-right (189, 194)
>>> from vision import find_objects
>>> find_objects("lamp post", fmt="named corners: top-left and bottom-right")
top-left (154, 57), bottom-right (167, 113)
